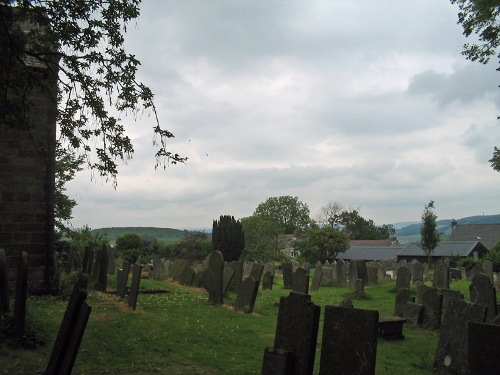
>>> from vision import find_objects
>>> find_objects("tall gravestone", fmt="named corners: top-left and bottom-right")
top-left (262, 271), bottom-right (274, 291)
top-left (282, 263), bottom-right (294, 289)
top-left (355, 260), bottom-right (368, 285)
top-left (96, 244), bottom-right (108, 292)
top-left (349, 261), bottom-right (358, 287)
top-left (235, 277), bottom-right (259, 314)
top-left (116, 261), bottom-right (131, 298)
top-left (416, 284), bottom-right (443, 330)
top-left (273, 292), bottom-right (320, 375)
top-left (222, 267), bottom-right (235, 296)
top-left (249, 262), bottom-right (265, 282)
top-left (366, 265), bottom-right (378, 286)
top-left (0, 249), bottom-right (9, 313)
top-left (319, 306), bottom-right (379, 375)
top-left (433, 260), bottom-right (450, 289)
top-left (320, 267), bottom-right (333, 287)
top-left (227, 260), bottom-right (243, 291)
top-left (207, 251), bottom-right (224, 305)
top-left (469, 273), bottom-right (498, 323)
top-left (336, 259), bottom-right (346, 286)
top-left (107, 245), bottom-right (116, 275)
top-left (439, 288), bottom-right (464, 315)
top-left (128, 263), bottom-right (143, 310)
top-left (482, 259), bottom-right (493, 281)
top-left (292, 267), bottom-right (309, 295)
top-left (412, 262), bottom-right (424, 283)
top-left (310, 266), bottom-right (322, 292)
top-left (262, 348), bottom-right (294, 375)
top-left (396, 266), bottom-right (411, 290)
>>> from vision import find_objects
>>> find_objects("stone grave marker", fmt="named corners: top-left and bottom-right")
top-left (412, 262), bottom-right (424, 283)
top-left (282, 262), bottom-right (294, 289)
top-left (449, 268), bottom-right (461, 280)
top-left (378, 317), bottom-right (406, 340)
top-left (397, 259), bottom-right (407, 270)
top-left (162, 259), bottom-right (171, 279)
top-left (14, 251), bottom-right (28, 338)
top-left (310, 266), bottom-right (323, 292)
top-left (90, 248), bottom-right (101, 282)
top-left (242, 261), bottom-right (253, 277)
top-left (0, 249), bottom-right (9, 313)
top-left (439, 288), bottom-right (464, 315)
top-left (469, 273), bottom-right (498, 323)
top-left (273, 292), bottom-right (320, 375)
top-left (193, 256), bottom-right (209, 288)
top-left (468, 263), bottom-right (484, 280)
top-left (262, 348), bottom-right (294, 375)
top-left (434, 298), bottom-right (487, 374)
top-left (349, 261), bottom-right (358, 287)
top-left (250, 262), bottom-right (265, 282)
top-left (320, 267), bottom-right (333, 287)
top-left (395, 288), bottom-right (424, 325)
top-left (116, 261), bottom-right (131, 298)
top-left (467, 321), bottom-right (500, 375)
top-left (416, 284), bottom-right (443, 330)
top-left (128, 263), bottom-right (143, 310)
top-left (377, 266), bottom-right (385, 284)
top-left (152, 254), bottom-right (163, 280)
top-left (366, 265), bottom-right (378, 286)
top-left (396, 266), bottom-right (411, 290)
top-left (354, 279), bottom-right (365, 298)
top-left (319, 306), bottom-right (379, 375)
top-left (291, 260), bottom-right (299, 272)
top-left (482, 259), bottom-right (493, 281)
top-left (262, 271), bottom-right (274, 291)
top-left (235, 277), bottom-right (259, 314)
top-left (223, 267), bottom-right (235, 296)
top-left (336, 259), bottom-right (346, 286)
top-left (107, 245), bottom-right (116, 275)
top-left (355, 259), bottom-right (368, 285)
top-left (292, 267), bottom-right (309, 295)
top-left (303, 262), bottom-right (311, 274)
top-left (96, 244), bottom-right (109, 292)
top-left (179, 266), bottom-right (196, 286)
top-left (207, 251), bottom-right (224, 304)
top-left (172, 259), bottom-right (189, 282)
top-left (227, 260), bottom-right (243, 291)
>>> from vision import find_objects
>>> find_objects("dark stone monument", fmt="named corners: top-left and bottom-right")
top-left (469, 273), bottom-right (498, 323)
top-left (179, 266), bottom-right (196, 286)
top-left (262, 271), bottom-right (274, 291)
top-left (320, 267), bottom-right (333, 287)
top-left (395, 288), bottom-right (424, 325)
top-left (467, 321), bottom-right (500, 375)
top-left (235, 277), bottom-right (259, 314)
top-left (319, 306), bottom-right (379, 375)
top-left (366, 265), bottom-right (378, 286)
top-left (128, 263), bottom-right (143, 310)
top-left (282, 262), bottom-right (294, 289)
top-left (292, 267), bottom-right (309, 295)
top-left (107, 245), bottom-right (116, 275)
top-left (434, 298), bottom-right (487, 374)
top-left (310, 266), bottom-right (322, 292)
top-left (273, 292), bottom-right (320, 375)
top-left (262, 347), bottom-right (294, 375)
top-left (412, 261), bottom-right (424, 283)
top-left (222, 266), bottom-right (235, 296)
top-left (336, 259), bottom-right (346, 286)
top-left (227, 260), bottom-right (243, 291)
top-left (433, 260), bottom-right (449, 289)
top-left (81, 246), bottom-right (90, 274)
top-left (439, 288), bottom-right (464, 315)
top-left (249, 262), bottom-right (265, 282)
top-left (449, 268), bottom-right (461, 280)
top-left (96, 244), bottom-right (109, 292)
top-left (0, 248), bottom-right (9, 313)
top-left (349, 260), bottom-right (358, 287)
top-left (14, 251), bottom-right (28, 338)
top-left (339, 298), bottom-right (354, 308)
top-left (116, 260), bottom-right (131, 298)
top-left (172, 259), bottom-right (189, 282)
top-left (396, 266), bottom-right (411, 290)
top-left (416, 284), bottom-right (443, 330)
top-left (468, 264), bottom-right (484, 280)
top-left (378, 317), bottom-right (406, 340)
top-left (354, 279), bottom-right (365, 298)
top-left (207, 251), bottom-right (224, 304)
top-left (355, 259), bottom-right (368, 284)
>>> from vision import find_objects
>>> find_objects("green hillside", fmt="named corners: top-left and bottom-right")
top-left (91, 226), bottom-right (185, 244)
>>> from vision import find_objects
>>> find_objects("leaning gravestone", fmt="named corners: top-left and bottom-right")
top-left (416, 284), bottom-right (443, 330)
top-left (207, 251), bottom-right (224, 305)
top-left (261, 348), bottom-right (294, 375)
top-left (395, 288), bottom-right (424, 325)
top-left (250, 262), bottom-right (265, 282)
top-left (467, 321), bottom-right (500, 375)
top-left (227, 260), bottom-right (243, 291)
top-left (469, 273), bottom-right (498, 323)
top-left (0, 249), bottom-right (9, 313)
top-left (310, 266), bottom-right (323, 292)
top-left (262, 271), bottom-right (273, 291)
top-left (282, 263), bottom-right (294, 289)
top-left (292, 267), bottom-right (309, 295)
top-left (222, 267), bottom-right (235, 296)
top-left (235, 277), bottom-right (259, 314)
top-left (319, 306), bottom-right (379, 375)
top-left (273, 292), bottom-right (320, 375)
top-left (128, 263), bottom-right (143, 310)
top-left (434, 298), bottom-right (487, 374)
top-left (116, 261), bottom-right (131, 298)
top-left (14, 251), bottom-right (28, 338)
top-left (396, 266), bottom-right (411, 290)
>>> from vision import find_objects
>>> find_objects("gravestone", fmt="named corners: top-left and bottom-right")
top-left (449, 268), bottom-right (462, 280)
top-left (320, 267), bottom-right (333, 287)
top-left (482, 259), bottom-right (493, 281)
top-left (396, 266), bottom-right (411, 290)
top-left (179, 266), bottom-right (196, 286)
top-left (249, 262), bottom-right (265, 282)
top-left (222, 267), bottom-right (235, 296)
top-left (468, 264), bottom-right (484, 280)
top-left (355, 259), bottom-right (368, 285)
top-left (107, 246), bottom-right (116, 275)
top-left (412, 262), bottom-right (424, 283)
top-left (467, 321), bottom-right (500, 375)
top-left (416, 284), bottom-right (443, 330)
top-left (291, 260), bottom-right (299, 272)
top-left (262, 271), bottom-right (274, 291)
top-left (90, 246), bottom-right (103, 283)
top-left (96, 244), bottom-right (109, 292)
top-left (377, 266), bottom-right (385, 284)
top-left (162, 259), bottom-right (171, 279)
top-left (339, 298), bottom-right (354, 308)
top-left (319, 306), bottom-right (379, 375)
top-left (262, 347), bottom-right (294, 375)
top-left (243, 261), bottom-right (253, 277)
top-left (207, 251), bottom-right (224, 305)
top-left (282, 263), bottom-right (294, 289)
top-left (292, 267), bottom-right (309, 295)
top-left (433, 260), bottom-right (450, 289)
top-left (439, 288), bottom-right (464, 315)
top-left (310, 266), bottom-right (322, 292)
top-left (172, 259), bottom-right (189, 282)
top-left (116, 261), bottom-right (131, 298)
top-left (193, 257), bottom-right (209, 288)
top-left (273, 292), bottom-right (320, 375)
top-left (0, 249), bottom-right (9, 313)
top-left (378, 317), bottom-right (406, 340)
top-left (469, 273), bottom-right (498, 323)
top-left (302, 262), bottom-right (311, 274)
top-left (395, 288), bottom-right (423, 325)
top-left (354, 279), bottom-right (365, 298)
top-left (152, 254), bottom-right (163, 280)
top-left (349, 261), bottom-right (358, 287)
top-left (434, 298), bottom-right (487, 374)
top-left (227, 260), bottom-right (243, 291)
top-left (128, 263), bottom-right (143, 310)
top-left (235, 277), bottom-right (259, 314)
top-left (336, 259), bottom-right (346, 286)
top-left (366, 265), bottom-right (378, 286)
top-left (14, 251), bottom-right (28, 338)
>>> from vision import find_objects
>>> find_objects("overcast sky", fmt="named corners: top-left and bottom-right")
top-left (67, 0), bottom-right (500, 231)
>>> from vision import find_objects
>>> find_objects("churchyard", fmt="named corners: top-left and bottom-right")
top-left (3, 256), bottom-right (495, 375)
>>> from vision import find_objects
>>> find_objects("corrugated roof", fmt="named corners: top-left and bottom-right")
top-left (398, 241), bottom-right (484, 257)
top-left (349, 240), bottom-right (400, 247)
top-left (337, 246), bottom-right (402, 261)
top-left (449, 224), bottom-right (500, 249)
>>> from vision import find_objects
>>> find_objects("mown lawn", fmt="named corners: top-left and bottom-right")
top-left (0, 275), bottom-right (479, 374)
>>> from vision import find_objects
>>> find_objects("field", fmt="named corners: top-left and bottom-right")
top-left (0, 275), bottom-right (477, 374)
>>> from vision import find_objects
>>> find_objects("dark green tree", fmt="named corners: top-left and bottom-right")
top-left (451, 0), bottom-right (500, 172)
top-left (212, 215), bottom-right (244, 262)
top-left (336, 209), bottom-right (396, 240)
top-left (309, 226), bottom-right (350, 262)
top-left (1, 1), bottom-right (186, 186)
top-left (115, 232), bottom-right (143, 263)
top-left (420, 200), bottom-right (440, 265)
top-left (254, 196), bottom-right (311, 234)
top-left (241, 215), bottom-right (283, 262)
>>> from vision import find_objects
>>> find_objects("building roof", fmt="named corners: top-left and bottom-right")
top-left (449, 224), bottom-right (500, 249)
top-left (349, 240), bottom-right (400, 247)
top-left (398, 241), bottom-right (487, 258)
top-left (337, 246), bottom-right (402, 261)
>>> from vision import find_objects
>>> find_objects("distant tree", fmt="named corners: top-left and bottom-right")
top-left (316, 201), bottom-right (344, 228)
top-left (241, 215), bottom-right (283, 262)
top-left (254, 196), bottom-right (311, 234)
top-left (212, 215), bottom-right (244, 262)
top-left (115, 232), bottom-right (144, 263)
top-left (451, 0), bottom-right (500, 172)
top-left (336, 209), bottom-right (396, 240)
top-left (309, 226), bottom-right (350, 262)
top-left (420, 201), bottom-right (440, 265)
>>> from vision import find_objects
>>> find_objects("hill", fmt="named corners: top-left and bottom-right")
top-left (91, 226), bottom-right (186, 244)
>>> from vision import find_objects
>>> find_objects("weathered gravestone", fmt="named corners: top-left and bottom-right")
top-left (207, 251), bottom-right (224, 304)
top-left (378, 317), bottom-right (406, 340)
top-left (434, 298), bottom-right (487, 374)
top-left (107, 245), bottom-right (116, 275)
top-left (468, 264), bottom-right (484, 280)
top-left (482, 259), bottom-right (493, 281)
top-left (336, 259), bottom-right (346, 286)
top-left (222, 267), bottom-right (235, 296)
top-left (396, 266), bottom-right (411, 290)
top-left (250, 262), bottom-right (265, 282)
top-left (320, 267), bottom-right (333, 287)
top-left (82, 247), bottom-right (93, 275)
top-left (96, 244), bottom-right (109, 292)
top-left (273, 292), bottom-right (320, 375)
top-left (116, 261), bottom-right (131, 298)
top-left (262, 348), bottom-right (294, 375)
top-left (310, 266), bottom-right (322, 292)
top-left (90, 246), bottom-right (103, 283)
top-left (319, 306), bottom-right (379, 375)
top-left (172, 259), bottom-right (189, 282)
top-left (366, 265), bottom-right (378, 286)
top-left (467, 321), bottom-right (500, 375)
top-left (262, 271), bottom-right (274, 291)
top-left (449, 268), bottom-right (462, 280)
top-left (433, 259), bottom-right (450, 289)
top-left (439, 288), bottom-right (464, 315)
top-left (349, 261), bottom-right (358, 287)
top-left (193, 256), bottom-right (209, 288)
top-left (356, 259), bottom-right (368, 285)
top-left (46, 274), bottom-right (90, 375)
top-left (227, 260), bottom-right (243, 291)
top-left (395, 288), bottom-right (424, 325)
top-left (469, 273), bottom-right (498, 323)
top-left (235, 277), bottom-right (259, 314)
top-left (179, 266), bottom-right (196, 286)
top-left (416, 284), bottom-right (443, 330)
top-left (282, 262), bottom-right (294, 289)
top-left (151, 254), bottom-right (163, 280)
top-left (412, 261), bottom-right (424, 283)
top-left (128, 263), bottom-right (143, 310)
top-left (14, 251), bottom-right (28, 338)
top-left (292, 267), bottom-right (309, 295)
top-left (0, 249), bottom-right (9, 313)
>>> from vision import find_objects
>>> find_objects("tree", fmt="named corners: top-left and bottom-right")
top-left (254, 196), bottom-right (311, 234)
top-left (212, 215), bottom-right (245, 262)
top-left (336, 209), bottom-right (396, 240)
top-left (241, 215), bottom-right (283, 262)
top-left (309, 226), bottom-right (350, 262)
top-left (420, 200), bottom-right (440, 265)
top-left (451, 0), bottom-right (500, 172)
top-left (316, 201), bottom-right (344, 228)
top-left (1, 1), bottom-right (186, 186)
top-left (115, 232), bottom-right (143, 263)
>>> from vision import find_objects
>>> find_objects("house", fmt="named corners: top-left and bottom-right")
top-left (449, 222), bottom-right (500, 250)
top-left (337, 246), bottom-right (402, 261)
top-left (397, 241), bottom-right (488, 263)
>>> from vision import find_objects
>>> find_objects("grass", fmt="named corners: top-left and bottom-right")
top-left (0, 276), bottom-right (481, 374)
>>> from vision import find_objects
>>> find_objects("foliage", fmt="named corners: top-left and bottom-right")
top-left (451, 0), bottom-right (500, 172)
top-left (114, 232), bottom-right (143, 263)
top-left (309, 226), bottom-right (350, 262)
top-left (240, 215), bottom-right (284, 262)
top-left (316, 200), bottom-right (345, 227)
top-left (486, 240), bottom-right (500, 271)
top-left (336, 209), bottom-right (396, 240)
top-left (420, 201), bottom-right (440, 264)
top-left (212, 215), bottom-right (245, 262)
top-left (0, 0), bottom-right (186, 186)
top-left (254, 195), bottom-right (311, 234)
top-left (161, 230), bottom-right (211, 261)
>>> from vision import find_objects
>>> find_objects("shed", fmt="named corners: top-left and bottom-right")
top-left (337, 246), bottom-right (402, 261)
top-left (397, 241), bottom-right (488, 263)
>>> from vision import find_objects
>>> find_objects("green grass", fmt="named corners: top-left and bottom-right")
top-left (0, 277), bottom-right (481, 374)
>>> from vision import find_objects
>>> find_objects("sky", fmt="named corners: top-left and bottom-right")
top-left (67, 0), bottom-right (500, 231)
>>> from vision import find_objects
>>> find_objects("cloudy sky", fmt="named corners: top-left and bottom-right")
top-left (67, 0), bottom-right (500, 231)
